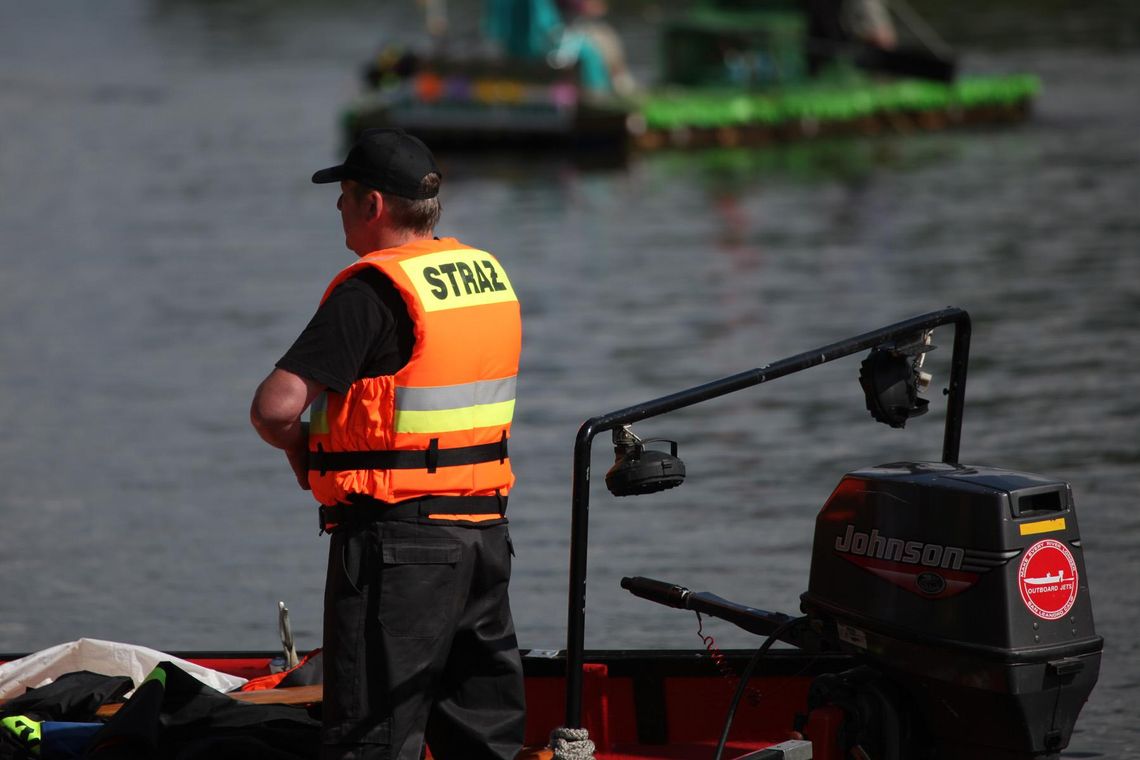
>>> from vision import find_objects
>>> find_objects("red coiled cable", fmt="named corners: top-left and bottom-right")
top-left (696, 612), bottom-right (765, 707)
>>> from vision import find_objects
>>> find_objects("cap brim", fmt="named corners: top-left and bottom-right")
top-left (311, 165), bottom-right (349, 184)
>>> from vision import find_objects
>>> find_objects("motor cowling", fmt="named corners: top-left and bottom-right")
top-left (800, 462), bottom-right (1102, 759)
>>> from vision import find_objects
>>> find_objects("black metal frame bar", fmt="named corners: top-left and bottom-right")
top-left (563, 308), bottom-right (972, 726)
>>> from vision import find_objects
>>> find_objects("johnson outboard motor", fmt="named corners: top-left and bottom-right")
top-left (800, 462), bottom-right (1102, 759)
top-left (567, 309), bottom-right (1103, 760)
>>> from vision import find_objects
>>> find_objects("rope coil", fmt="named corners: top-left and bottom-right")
top-left (549, 726), bottom-right (596, 760)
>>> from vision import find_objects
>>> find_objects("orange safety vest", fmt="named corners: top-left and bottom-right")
top-left (307, 237), bottom-right (520, 511)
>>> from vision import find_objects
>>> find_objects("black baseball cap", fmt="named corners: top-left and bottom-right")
top-left (311, 128), bottom-right (441, 199)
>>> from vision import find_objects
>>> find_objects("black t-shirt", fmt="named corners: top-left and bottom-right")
top-left (276, 269), bottom-right (415, 392)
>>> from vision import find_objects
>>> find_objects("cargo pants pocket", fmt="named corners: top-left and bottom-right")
top-left (379, 541), bottom-right (463, 638)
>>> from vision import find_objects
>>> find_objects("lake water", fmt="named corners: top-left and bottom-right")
top-left (1, 1), bottom-right (1136, 755)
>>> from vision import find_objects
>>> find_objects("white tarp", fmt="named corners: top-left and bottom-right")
top-left (0, 638), bottom-right (247, 700)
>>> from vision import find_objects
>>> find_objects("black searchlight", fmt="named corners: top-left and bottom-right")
top-left (859, 332), bottom-right (934, 428)
top-left (605, 425), bottom-right (686, 497)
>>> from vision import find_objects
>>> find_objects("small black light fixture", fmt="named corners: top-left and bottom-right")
top-left (605, 425), bottom-right (687, 497)
top-left (859, 331), bottom-right (935, 428)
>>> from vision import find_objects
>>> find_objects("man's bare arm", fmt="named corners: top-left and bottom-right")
top-left (251, 368), bottom-right (326, 490)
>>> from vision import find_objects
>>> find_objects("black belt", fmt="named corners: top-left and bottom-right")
top-left (310, 435), bottom-right (508, 476)
top-left (319, 495), bottom-right (507, 532)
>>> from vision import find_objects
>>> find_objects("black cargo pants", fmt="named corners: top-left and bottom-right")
top-left (320, 518), bottom-right (526, 760)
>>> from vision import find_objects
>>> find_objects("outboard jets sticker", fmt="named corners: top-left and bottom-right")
top-left (1018, 539), bottom-right (1079, 620)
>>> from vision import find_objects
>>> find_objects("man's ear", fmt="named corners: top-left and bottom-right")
top-left (367, 190), bottom-right (384, 221)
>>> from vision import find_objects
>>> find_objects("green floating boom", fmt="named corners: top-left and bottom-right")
top-left (639, 74), bottom-right (1042, 131)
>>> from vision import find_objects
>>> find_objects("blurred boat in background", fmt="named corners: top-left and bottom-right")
top-left (340, 0), bottom-right (1040, 152)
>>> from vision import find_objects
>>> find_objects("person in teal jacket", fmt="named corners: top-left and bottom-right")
top-left (482, 0), bottom-right (633, 95)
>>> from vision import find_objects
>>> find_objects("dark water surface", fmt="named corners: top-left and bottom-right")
top-left (1, 1), bottom-right (1136, 754)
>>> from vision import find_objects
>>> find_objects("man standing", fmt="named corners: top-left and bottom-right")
top-left (250, 129), bottom-right (526, 760)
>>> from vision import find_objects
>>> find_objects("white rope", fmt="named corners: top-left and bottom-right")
top-left (549, 726), bottom-right (596, 760)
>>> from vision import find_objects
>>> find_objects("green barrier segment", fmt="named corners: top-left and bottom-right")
top-left (639, 74), bottom-right (1042, 131)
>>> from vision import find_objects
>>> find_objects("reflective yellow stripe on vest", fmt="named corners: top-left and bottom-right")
top-left (310, 392), bottom-right (329, 435)
top-left (394, 376), bottom-right (517, 434)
